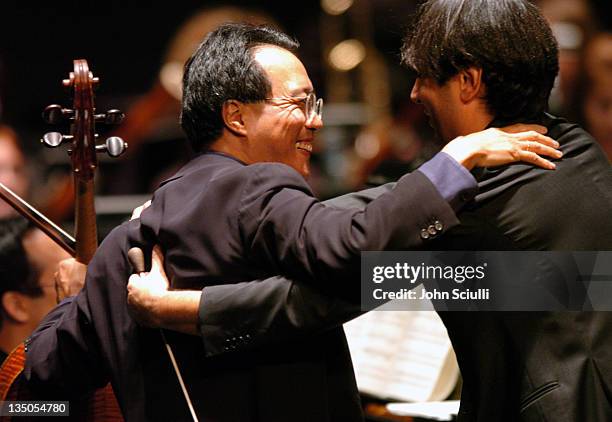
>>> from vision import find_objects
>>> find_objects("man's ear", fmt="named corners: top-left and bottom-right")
top-left (459, 67), bottom-right (485, 103)
top-left (1, 292), bottom-right (30, 324)
top-left (222, 100), bottom-right (248, 137)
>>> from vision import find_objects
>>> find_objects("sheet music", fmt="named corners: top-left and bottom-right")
top-left (386, 400), bottom-right (460, 421)
top-left (344, 300), bottom-right (459, 402)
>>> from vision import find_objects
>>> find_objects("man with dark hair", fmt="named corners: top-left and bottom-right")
top-left (401, 1), bottom-right (612, 420)
top-left (0, 218), bottom-right (73, 364)
top-left (126, 3), bottom-right (612, 422)
top-left (402, 0), bottom-right (559, 127)
top-left (180, 24), bottom-right (299, 153)
top-left (25, 22), bottom-right (559, 421)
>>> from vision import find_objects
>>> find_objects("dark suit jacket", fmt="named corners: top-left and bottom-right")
top-left (195, 115), bottom-right (612, 422)
top-left (24, 153), bottom-right (460, 422)
top-left (430, 115), bottom-right (612, 422)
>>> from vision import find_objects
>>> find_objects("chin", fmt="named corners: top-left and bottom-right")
top-left (298, 168), bottom-right (310, 179)
top-left (289, 157), bottom-right (310, 179)
top-left (295, 162), bottom-right (310, 179)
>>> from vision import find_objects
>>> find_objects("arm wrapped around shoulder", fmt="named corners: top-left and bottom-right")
top-left (238, 163), bottom-right (459, 292)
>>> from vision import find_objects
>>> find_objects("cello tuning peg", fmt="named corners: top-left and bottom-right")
top-left (96, 136), bottom-right (127, 158)
top-left (106, 136), bottom-right (127, 157)
top-left (42, 104), bottom-right (74, 125)
top-left (88, 71), bottom-right (99, 83)
top-left (105, 109), bottom-right (124, 125)
top-left (41, 132), bottom-right (73, 148)
top-left (95, 109), bottom-right (125, 125)
top-left (62, 72), bottom-right (75, 87)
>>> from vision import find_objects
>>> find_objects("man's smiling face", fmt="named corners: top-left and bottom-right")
top-left (241, 45), bottom-right (322, 178)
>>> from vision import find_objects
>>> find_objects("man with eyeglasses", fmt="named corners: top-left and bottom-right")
top-left (25, 23), bottom-right (560, 421)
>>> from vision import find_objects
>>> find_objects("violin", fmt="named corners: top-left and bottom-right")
top-left (0, 59), bottom-right (127, 421)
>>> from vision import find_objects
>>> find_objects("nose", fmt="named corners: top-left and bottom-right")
top-left (410, 79), bottom-right (421, 104)
top-left (305, 113), bottom-right (323, 131)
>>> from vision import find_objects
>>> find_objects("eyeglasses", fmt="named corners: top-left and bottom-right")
top-left (14, 285), bottom-right (45, 297)
top-left (263, 92), bottom-right (323, 121)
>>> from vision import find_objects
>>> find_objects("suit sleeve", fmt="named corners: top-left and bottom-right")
top-left (200, 176), bottom-right (466, 355)
top-left (199, 276), bottom-right (362, 356)
top-left (239, 165), bottom-right (463, 298)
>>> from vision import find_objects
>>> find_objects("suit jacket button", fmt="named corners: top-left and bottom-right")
top-left (420, 229), bottom-right (430, 240)
top-left (427, 225), bottom-right (437, 236)
top-left (434, 221), bottom-right (443, 231)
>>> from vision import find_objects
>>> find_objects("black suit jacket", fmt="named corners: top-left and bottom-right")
top-left (430, 115), bottom-right (612, 422)
top-left (24, 153), bottom-right (460, 422)
top-left (195, 115), bottom-right (612, 422)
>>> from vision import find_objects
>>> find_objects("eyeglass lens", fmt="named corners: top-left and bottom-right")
top-left (306, 93), bottom-right (323, 119)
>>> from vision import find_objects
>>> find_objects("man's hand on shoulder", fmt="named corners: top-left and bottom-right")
top-left (442, 124), bottom-right (562, 170)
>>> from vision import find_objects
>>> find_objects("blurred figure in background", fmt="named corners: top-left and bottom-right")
top-left (575, 32), bottom-right (612, 160)
top-left (536, 0), bottom-right (598, 117)
top-left (0, 125), bottom-right (29, 220)
top-left (349, 94), bottom-right (437, 189)
top-left (0, 218), bottom-right (73, 363)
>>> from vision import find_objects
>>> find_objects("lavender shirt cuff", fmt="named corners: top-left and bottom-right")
top-left (418, 152), bottom-right (478, 211)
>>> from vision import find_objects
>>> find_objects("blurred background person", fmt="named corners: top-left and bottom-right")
top-left (0, 126), bottom-right (29, 220)
top-left (535, 0), bottom-right (598, 117)
top-left (574, 32), bottom-right (612, 160)
top-left (0, 218), bottom-right (71, 363)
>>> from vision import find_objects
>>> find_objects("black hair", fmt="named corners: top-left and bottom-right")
top-left (0, 218), bottom-right (41, 329)
top-left (180, 22), bottom-right (300, 152)
top-left (401, 0), bottom-right (559, 121)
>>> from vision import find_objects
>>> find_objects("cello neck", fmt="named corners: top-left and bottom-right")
top-left (74, 177), bottom-right (97, 263)
top-left (70, 59), bottom-right (99, 264)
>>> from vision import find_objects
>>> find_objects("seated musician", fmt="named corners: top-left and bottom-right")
top-left (0, 218), bottom-right (84, 364)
